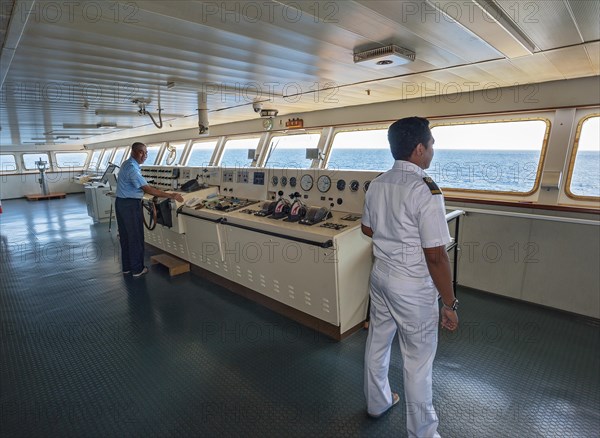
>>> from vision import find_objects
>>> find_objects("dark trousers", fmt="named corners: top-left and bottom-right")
top-left (115, 197), bottom-right (145, 273)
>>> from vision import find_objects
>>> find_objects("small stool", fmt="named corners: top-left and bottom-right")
top-left (150, 254), bottom-right (190, 276)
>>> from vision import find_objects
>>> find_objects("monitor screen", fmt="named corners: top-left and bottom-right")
top-left (101, 163), bottom-right (118, 185)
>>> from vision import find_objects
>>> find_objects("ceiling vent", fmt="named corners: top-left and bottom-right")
top-left (353, 44), bottom-right (415, 68)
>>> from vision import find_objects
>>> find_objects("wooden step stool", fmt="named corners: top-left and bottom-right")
top-left (26, 193), bottom-right (67, 201)
top-left (150, 254), bottom-right (190, 276)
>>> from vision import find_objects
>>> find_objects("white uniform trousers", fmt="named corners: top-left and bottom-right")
top-left (364, 260), bottom-right (441, 438)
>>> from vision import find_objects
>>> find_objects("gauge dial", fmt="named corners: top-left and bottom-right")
top-left (317, 175), bottom-right (332, 193)
top-left (262, 118), bottom-right (273, 131)
top-left (300, 174), bottom-right (313, 191)
top-left (280, 176), bottom-right (288, 187)
top-left (364, 181), bottom-right (371, 192)
top-left (271, 176), bottom-right (279, 186)
top-left (337, 179), bottom-right (346, 191)
top-left (289, 177), bottom-right (297, 187)
top-left (350, 180), bottom-right (360, 192)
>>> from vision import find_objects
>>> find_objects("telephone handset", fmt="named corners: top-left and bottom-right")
top-left (184, 197), bottom-right (202, 208)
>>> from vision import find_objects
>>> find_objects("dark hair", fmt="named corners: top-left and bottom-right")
top-left (388, 117), bottom-right (431, 160)
top-left (131, 142), bottom-right (146, 152)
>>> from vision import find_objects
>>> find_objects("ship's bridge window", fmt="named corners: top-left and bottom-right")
top-left (160, 142), bottom-right (186, 165)
top-left (98, 148), bottom-right (115, 171)
top-left (144, 144), bottom-right (163, 165)
top-left (0, 154), bottom-right (18, 173)
top-left (220, 137), bottom-right (260, 167)
top-left (429, 119), bottom-right (548, 194)
top-left (187, 140), bottom-right (218, 166)
top-left (23, 153), bottom-right (51, 171)
top-left (265, 133), bottom-right (320, 168)
top-left (112, 147), bottom-right (128, 165)
top-left (327, 128), bottom-right (393, 170)
top-left (566, 115), bottom-right (600, 199)
top-left (55, 152), bottom-right (88, 170)
top-left (88, 150), bottom-right (102, 171)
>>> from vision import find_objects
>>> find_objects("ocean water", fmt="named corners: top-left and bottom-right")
top-left (188, 148), bottom-right (600, 197)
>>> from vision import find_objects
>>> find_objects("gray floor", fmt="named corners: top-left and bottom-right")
top-left (0, 195), bottom-right (598, 437)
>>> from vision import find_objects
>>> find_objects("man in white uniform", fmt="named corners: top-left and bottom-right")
top-left (362, 117), bottom-right (459, 437)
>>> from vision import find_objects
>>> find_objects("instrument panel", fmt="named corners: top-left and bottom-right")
top-left (266, 168), bottom-right (379, 215)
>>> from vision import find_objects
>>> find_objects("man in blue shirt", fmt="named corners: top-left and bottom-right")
top-left (116, 142), bottom-right (183, 277)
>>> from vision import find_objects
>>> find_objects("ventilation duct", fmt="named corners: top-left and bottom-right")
top-left (353, 45), bottom-right (415, 68)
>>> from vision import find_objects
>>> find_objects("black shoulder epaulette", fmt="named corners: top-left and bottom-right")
top-left (422, 177), bottom-right (442, 195)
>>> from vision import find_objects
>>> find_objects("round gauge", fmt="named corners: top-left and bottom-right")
top-left (364, 181), bottom-right (371, 192)
top-left (300, 174), bottom-right (314, 191)
top-left (350, 180), bottom-right (360, 192)
top-left (262, 118), bottom-right (273, 131)
top-left (317, 175), bottom-right (332, 193)
top-left (337, 179), bottom-right (346, 191)
top-left (289, 177), bottom-right (297, 187)
top-left (280, 176), bottom-right (288, 187)
top-left (271, 176), bottom-right (279, 186)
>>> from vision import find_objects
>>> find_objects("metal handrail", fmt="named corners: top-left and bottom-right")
top-left (445, 210), bottom-right (465, 295)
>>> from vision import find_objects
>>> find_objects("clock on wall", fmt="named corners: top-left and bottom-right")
top-left (262, 118), bottom-right (273, 131)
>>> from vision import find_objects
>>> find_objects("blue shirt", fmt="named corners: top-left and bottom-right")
top-left (116, 157), bottom-right (148, 199)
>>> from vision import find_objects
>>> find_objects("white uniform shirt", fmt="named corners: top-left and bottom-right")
top-left (362, 160), bottom-right (452, 278)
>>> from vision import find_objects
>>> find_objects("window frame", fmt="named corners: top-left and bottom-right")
top-left (98, 148), bottom-right (115, 171)
top-left (22, 153), bottom-right (51, 172)
top-left (87, 149), bottom-right (102, 171)
top-left (263, 131), bottom-right (323, 169)
top-left (143, 143), bottom-right (164, 166)
top-left (160, 141), bottom-right (189, 166)
top-left (217, 135), bottom-right (262, 167)
top-left (0, 154), bottom-right (19, 174)
top-left (564, 113), bottom-right (600, 202)
top-left (428, 117), bottom-right (551, 197)
top-left (112, 147), bottom-right (129, 165)
top-left (325, 124), bottom-right (391, 171)
top-left (184, 138), bottom-right (220, 166)
top-left (54, 151), bottom-right (89, 170)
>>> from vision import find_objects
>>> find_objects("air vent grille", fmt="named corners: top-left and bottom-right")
top-left (353, 45), bottom-right (415, 68)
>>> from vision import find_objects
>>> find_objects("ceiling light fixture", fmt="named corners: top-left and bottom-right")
top-left (44, 131), bottom-right (105, 136)
top-left (353, 44), bottom-right (415, 69)
top-left (62, 123), bottom-right (130, 130)
top-left (166, 80), bottom-right (283, 99)
top-left (95, 109), bottom-right (185, 118)
top-left (471, 0), bottom-right (536, 54)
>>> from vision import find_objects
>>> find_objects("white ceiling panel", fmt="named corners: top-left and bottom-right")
top-left (496, 0), bottom-right (584, 50)
top-left (543, 44), bottom-right (598, 79)
top-left (1, 0), bottom-right (599, 147)
top-left (567, 0), bottom-right (600, 41)
top-left (585, 42), bottom-right (600, 72)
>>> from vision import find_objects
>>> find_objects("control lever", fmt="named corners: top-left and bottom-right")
top-left (271, 190), bottom-right (291, 219)
top-left (299, 202), bottom-right (333, 226)
top-left (254, 200), bottom-right (277, 217)
top-left (287, 192), bottom-right (307, 222)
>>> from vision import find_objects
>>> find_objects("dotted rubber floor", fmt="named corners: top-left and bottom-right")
top-left (1, 195), bottom-right (598, 437)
